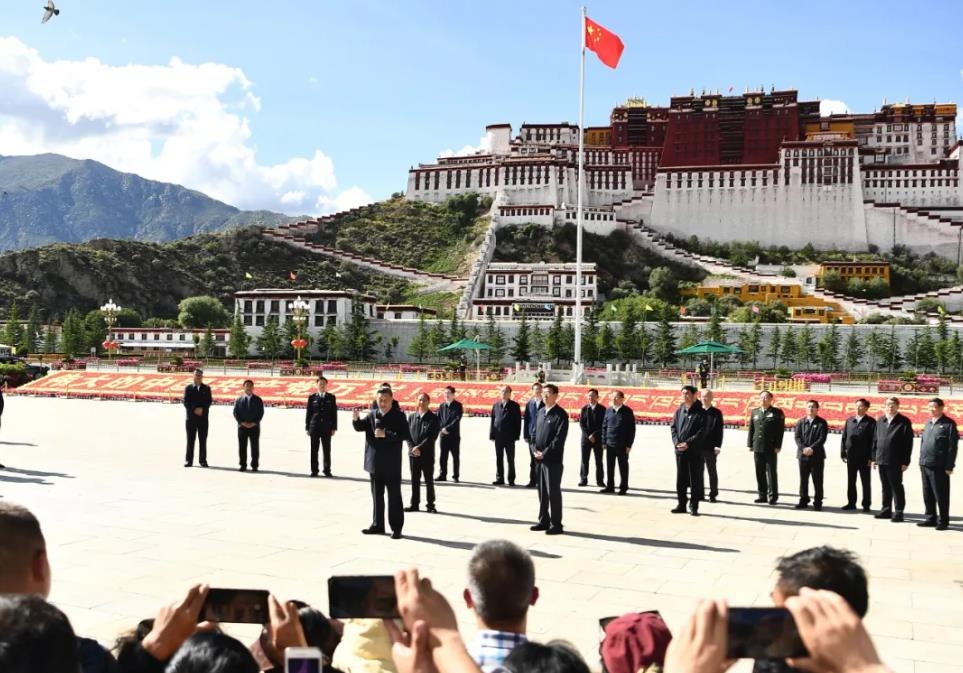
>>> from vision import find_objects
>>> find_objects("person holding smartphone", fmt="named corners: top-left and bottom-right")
top-left (353, 386), bottom-right (411, 539)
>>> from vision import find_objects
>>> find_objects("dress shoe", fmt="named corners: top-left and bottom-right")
top-left (891, 513), bottom-right (904, 522)
top-left (874, 509), bottom-right (892, 519)
top-left (690, 509), bottom-right (700, 517)
top-left (436, 476), bottom-right (447, 482)
top-left (361, 527), bottom-right (386, 535)
top-left (0, 463), bottom-right (5, 469)
top-left (508, 482), bottom-right (515, 487)
top-left (239, 466), bottom-right (247, 472)
top-left (599, 487), bottom-right (615, 494)
top-left (936, 522), bottom-right (949, 531)
top-left (618, 489), bottom-right (628, 495)
top-left (597, 481), bottom-right (606, 488)
top-left (251, 467), bottom-right (259, 473)
top-left (841, 504), bottom-right (857, 511)
top-left (391, 531), bottom-right (403, 539)
top-left (577, 481), bottom-right (588, 487)
top-left (530, 523), bottom-right (549, 531)
top-left (794, 502), bottom-right (808, 510)
top-left (525, 482), bottom-right (537, 488)
top-left (813, 503), bottom-right (823, 511)
top-left (862, 505), bottom-right (871, 512)
top-left (768, 499), bottom-right (778, 505)
top-left (671, 505), bottom-right (687, 514)
top-left (492, 480), bottom-right (505, 486)
top-left (709, 496), bottom-right (717, 503)
top-left (310, 473), bottom-right (319, 478)
top-left (426, 505), bottom-right (437, 513)
top-left (323, 471), bottom-right (332, 478)
top-left (184, 462), bottom-right (193, 468)
top-left (453, 477), bottom-right (459, 483)
top-left (753, 497), bottom-right (767, 503)
top-left (200, 462), bottom-right (208, 468)
top-left (917, 519), bottom-right (937, 527)
top-left (404, 505), bottom-right (419, 512)
top-left (545, 526), bottom-right (564, 535)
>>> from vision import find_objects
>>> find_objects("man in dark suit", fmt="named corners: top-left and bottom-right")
top-left (872, 396), bottom-right (914, 522)
top-left (406, 392), bottom-right (439, 513)
top-left (232, 379), bottom-right (264, 472)
top-left (523, 383), bottom-right (544, 488)
top-left (841, 399), bottom-right (876, 511)
top-left (530, 384), bottom-right (568, 535)
top-left (436, 386), bottom-right (463, 483)
top-left (578, 388), bottom-right (606, 487)
top-left (747, 390), bottom-right (785, 504)
top-left (305, 375), bottom-right (338, 477)
top-left (182, 368), bottom-right (212, 468)
top-left (600, 390), bottom-right (635, 494)
top-left (671, 385), bottom-right (705, 515)
top-left (794, 400), bottom-right (828, 511)
top-left (353, 386), bottom-right (411, 539)
top-left (701, 389), bottom-right (724, 502)
top-left (918, 397), bottom-right (957, 531)
top-left (489, 385), bottom-right (521, 486)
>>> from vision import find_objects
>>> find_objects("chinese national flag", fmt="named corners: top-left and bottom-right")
top-left (289, 271), bottom-right (297, 281)
top-left (585, 16), bottom-right (624, 69)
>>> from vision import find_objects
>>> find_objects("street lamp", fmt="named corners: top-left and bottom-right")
top-left (288, 296), bottom-right (310, 364)
top-left (100, 298), bottom-right (120, 361)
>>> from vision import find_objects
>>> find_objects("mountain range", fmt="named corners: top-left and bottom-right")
top-left (0, 154), bottom-right (297, 250)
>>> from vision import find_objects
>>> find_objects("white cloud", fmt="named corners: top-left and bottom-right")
top-left (0, 37), bottom-right (369, 216)
top-left (438, 131), bottom-right (493, 158)
top-left (820, 99), bottom-right (850, 117)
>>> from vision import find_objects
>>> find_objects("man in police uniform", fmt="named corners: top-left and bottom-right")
top-left (841, 399), bottom-right (876, 511)
top-left (747, 390), bottom-right (785, 505)
top-left (305, 375), bottom-right (337, 477)
top-left (918, 397), bottom-right (957, 531)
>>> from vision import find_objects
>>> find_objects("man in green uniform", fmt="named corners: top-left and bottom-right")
top-left (747, 390), bottom-right (785, 505)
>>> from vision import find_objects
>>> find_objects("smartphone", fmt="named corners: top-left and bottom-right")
top-left (199, 588), bottom-right (270, 624)
top-left (328, 575), bottom-right (399, 619)
top-left (285, 646), bottom-right (322, 673)
top-left (726, 607), bottom-right (808, 659)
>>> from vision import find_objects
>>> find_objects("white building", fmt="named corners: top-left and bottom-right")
top-left (471, 262), bottom-right (597, 321)
top-left (113, 328), bottom-right (230, 355)
top-left (376, 305), bottom-right (438, 320)
top-left (234, 289), bottom-right (378, 335)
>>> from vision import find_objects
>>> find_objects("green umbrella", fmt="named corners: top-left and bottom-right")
top-left (438, 337), bottom-right (492, 380)
top-left (676, 340), bottom-right (742, 381)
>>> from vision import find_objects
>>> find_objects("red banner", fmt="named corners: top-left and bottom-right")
top-left (15, 372), bottom-right (958, 432)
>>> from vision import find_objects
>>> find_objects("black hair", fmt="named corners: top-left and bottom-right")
top-left (807, 400), bottom-right (820, 408)
top-left (775, 546), bottom-right (869, 617)
top-left (504, 641), bottom-right (590, 673)
top-left (0, 594), bottom-right (79, 673)
top-left (165, 632), bottom-right (259, 673)
top-left (681, 385), bottom-right (697, 394)
top-left (930, 397), bottom-right (945, 408)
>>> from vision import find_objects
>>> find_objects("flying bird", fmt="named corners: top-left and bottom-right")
top-left (41, 1), bottom-right (60, 24)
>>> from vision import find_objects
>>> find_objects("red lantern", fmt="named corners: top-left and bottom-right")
top-left (290, 338), bottom-right (308, 349)
top-left (102, 340), bottom-right (119, 351)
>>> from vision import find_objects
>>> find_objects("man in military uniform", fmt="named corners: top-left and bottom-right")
top-left (841, 399), bottom-right (876, 511)
top-left (305, 375), bottom-right (337, 477)
top-left (747, 390), bottom-right (785, 505)
top-left (872, 396), bottom-right (914, 522)
top-left (794, 400), bottom-right (828, 511)
top-left (918, 397), bottom-right (957, 531)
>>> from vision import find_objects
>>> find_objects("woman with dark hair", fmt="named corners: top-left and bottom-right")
top-left (504, 641), bottom-right (591, 673)
top-left (165, 632), bottom-right (259, 673)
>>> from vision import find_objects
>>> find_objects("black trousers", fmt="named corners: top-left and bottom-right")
top-left (528, 441), bottom-right (538, 484)
top-left (580, 438), bottom-right (604, 485)
top-left (493, 439), bottom-right (516, 483)
top-left (798, 459), bottom-right (824, 505)
top-left (702, 450), bottom-right (719, 498)
top-left (921, 466), bottom-right (951, 525)
top-left (438, 434), bottom-right (460, 479)
top-left (369, 474), bottom-right (404, 532)
top-left (846, 458), bottom-right (872, 508)
top-left (237, 425), bottom-right (260, 469)
top-left (878, 463), bottom-right (906, 513)
top-left (537, 461), bottom-right (563, 528)
top-left (754, 452), bottom-right (779, 501)
top-left (606, 447), bottom-right (629, 492)
top-left (409, 455), bottom-right (435, 507)
top-left (309, 432), bottom-right (332, 475)
top-left (676, 451), bottom-right (704, 508)
top-left (185, 416), bottom-right (208, 464)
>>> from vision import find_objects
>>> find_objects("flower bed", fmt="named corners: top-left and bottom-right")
top-left (792, 373), bottom-right (832, 384)
top-left (115, 358), bottom-right (140, 367)
top-left (878, 379), bottom-right (940, 395)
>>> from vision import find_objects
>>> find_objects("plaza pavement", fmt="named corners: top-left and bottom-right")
top-left (1, 395), bottom-right (961, 673)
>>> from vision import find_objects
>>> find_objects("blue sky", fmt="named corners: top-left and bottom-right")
top-left (1, 0), bottom-right (961, 213)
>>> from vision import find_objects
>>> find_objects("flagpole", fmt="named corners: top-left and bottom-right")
top-left (573, 5), bottom-right (586, 381)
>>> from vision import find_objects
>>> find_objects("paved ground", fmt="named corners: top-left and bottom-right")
top-left (1, 396), bottom-right (961, 673)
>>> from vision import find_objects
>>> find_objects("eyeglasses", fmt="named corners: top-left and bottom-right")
top-left (598, 610), bottom-right (662, 670)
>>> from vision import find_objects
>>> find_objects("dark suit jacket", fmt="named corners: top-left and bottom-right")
top-left (408, 410), bottom-right (440, 460)
top-left (702, 405), bottom-right (724, 454)
top-left (525, 397), bottom-right (545, 442)
top-left (671, 400), bottom-right (705, 453)
top-left (841, 415), bottom-right (876, 462)
top-left (490, 399), bottom-right (522, 442)
top-left (919, 414), bottom-right (958, 470)
top-left (353, 405), bottom-right (411, 478)
top-left (794, 415), bottom-right (828, 461)
top-left (602, 405), bottom-right (636, 451)
top-left (305, 391), bottom-right (338, 435)
top-left (579, 403), bottom-right (606, 443)
top-left (232, 394), bottom-right (264, 425)
top-left (438, 400), bottom-right (463, 439)
top-left (873, 413), bottom-right (913, 466)
top-left (183, 383), bottom-right (212, 419)
top-left (534, 404), bottom-right (568, 464)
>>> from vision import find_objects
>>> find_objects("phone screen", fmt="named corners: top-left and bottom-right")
top-left (328, 575), bottom-right (399, 618)
top-left (199, 588), bottom-right (270, 624)
top-left (286, 659), bottom-right (321, 673)
top-left (726, 607), bottom-right (808, 659)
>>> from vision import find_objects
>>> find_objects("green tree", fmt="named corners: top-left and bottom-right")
top-left (767, 325), bottom-right (782, 369)
top-left (652, 316), bottom-right (677, 368)
top-left (228, 313), bottom-right (251, 358)
top-left (257, 315), bottom-right (283, 360)
top-left (907, 328), bottom-right (936, 372)
top-left (84, 310), bottom-right (108, 354)
top-left (2, 301), bottom-right (22, 349)
top-left (581, 306), bottom-right (600, 365)
top-left (408, 313), bottom-right (431, 363)
top-left (383, 336), bottom-right (400, 361)
top-left (24, 304), bottom-right (40, 353)
top-left (678, 322), bottom-right (701, 369)
top-left (615, 308), bottom-right (639, 362)
top-left (484, 313), bottom-right (507, 364)
top-left (739, 320), bottom-right (763, 369)
top-left (198, 326), bottom-right (215, 358)
top-left (319, 323), bottom-right (341, 360)
top-left (945, 330), bottom-right (963, 375)
top-left (597, 321), bottom-right (616, 362)
top-left (177, 296), bottom-right (231, 329)
top-left (638, 322), bottom-right (652, 367)
top-left (561, 323), bottom-right (575, 362)
top-left (428, 319), bottom-right (447, 362)
top-left (648, 266), bottom-right (678, 302)
top-left (115, 308), bottom-right (143, 328)
top-left (60, 309), bottom-right (85, 358)
top-left (706, 308), bottom-right (725, 343)
top-left (780, 326), bottom-right (798, 368)
top-left (448, 313), bottom-right (466, 343)
top-left (844, 328), bottom-right (864, 372)
top-left (796, 325), bottom-right (818, 370)
top-left (879, 328), bottom-right (901, 372)
top-left (817, 324), bottom-right (840, 371)
top-left (281, 318), bottom-right (299, 359)
top-left (43, 324), bottom-right (58, 354)
top-left (529, 323), bottom-right (546, 361)
top-left (546, 311), bottom-right (565, 364)
top-left (865, 329), bottom-right (882, 371)
top-left (512, 313), bottom-right (531, 362)
top-left (344, 298), bottom-right (377, 360)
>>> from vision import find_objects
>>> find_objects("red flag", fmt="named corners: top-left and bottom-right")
top-left (751, 304), bottom-right (760, 314)
top-left (679, 306), bottom-right (687, 316)
top-left (289, 271), bottom-right (297, 281)
top-left (585, 16), bottom-right (624, 69)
